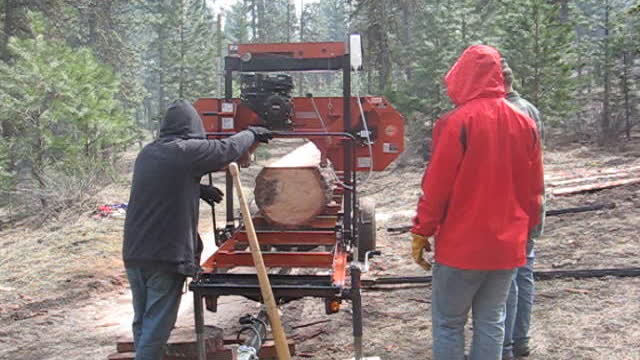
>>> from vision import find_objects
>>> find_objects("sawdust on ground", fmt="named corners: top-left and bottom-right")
top-left (1, 138), bottom-right (639, 360)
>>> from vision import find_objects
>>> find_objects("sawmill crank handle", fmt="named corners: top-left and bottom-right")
top-left (362, 250), bottom-right (381, 273)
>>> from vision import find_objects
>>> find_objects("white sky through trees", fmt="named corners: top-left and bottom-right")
top-left (209, 0), bottom-right (320, 19)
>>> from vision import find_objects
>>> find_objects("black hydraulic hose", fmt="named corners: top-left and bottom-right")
top-left (236, 310), bottom-right (269, 359)
top-left (386, 202), bottom-right (616, 234)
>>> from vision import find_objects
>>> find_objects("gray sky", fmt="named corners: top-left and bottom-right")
top-left (210, 0), bottom-right (320, 18)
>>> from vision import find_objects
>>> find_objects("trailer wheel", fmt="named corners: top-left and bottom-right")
top-left (356, 197), bottom-right (376, 261)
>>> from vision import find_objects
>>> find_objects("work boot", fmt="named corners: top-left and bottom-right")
top-left (513, 343), bottom-right (531, 357)
top-left (502, 349), bottom-right (515, 360)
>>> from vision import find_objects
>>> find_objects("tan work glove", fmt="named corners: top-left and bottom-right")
top-left (411, 233), bottom-right (432, 270)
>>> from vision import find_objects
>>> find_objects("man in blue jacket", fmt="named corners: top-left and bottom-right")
top-left (123, 100), bottom-right (272, 359)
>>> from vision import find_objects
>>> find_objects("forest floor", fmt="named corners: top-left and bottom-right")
top-left (1, 136), bottom-right (639, 360)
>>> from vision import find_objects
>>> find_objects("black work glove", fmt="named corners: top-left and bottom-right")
top-left (199, 184), bottom-right (223, 206)
top-left (247, 126), bottom-right (274, 144)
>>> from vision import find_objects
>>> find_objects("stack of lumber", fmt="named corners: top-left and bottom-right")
top-left (546, 165), bottom-right (640, 196)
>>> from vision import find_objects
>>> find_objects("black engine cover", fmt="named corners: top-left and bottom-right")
top-left (240, 73), bottom-right (294, 129)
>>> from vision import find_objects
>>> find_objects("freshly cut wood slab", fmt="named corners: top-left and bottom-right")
top-left (107, 349), bottom-right (234, 360)
top-left (116, 325), bottom-right (224, 355)
top-left (109, 339), bottom-right (295, 359)
top-left (254, 142), bottom-right (334, 227)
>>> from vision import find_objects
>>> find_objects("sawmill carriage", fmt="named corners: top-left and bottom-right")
top-left (189, 35), bottom-right (405, 359)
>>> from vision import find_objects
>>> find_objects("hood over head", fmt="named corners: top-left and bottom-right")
top-left (444, 45), bottom-right (505, 106)
top-left (159, 100), bottom-right (205, 139)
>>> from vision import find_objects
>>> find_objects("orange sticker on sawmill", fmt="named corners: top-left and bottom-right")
top-left (385, 125), bottom-right (398, 137)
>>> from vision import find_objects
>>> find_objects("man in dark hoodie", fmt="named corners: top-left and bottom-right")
top-left (123, 100), bottom-right (272, 360)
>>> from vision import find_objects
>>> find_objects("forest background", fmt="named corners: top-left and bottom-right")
top-left (0, 0), bottom-right (638, 219)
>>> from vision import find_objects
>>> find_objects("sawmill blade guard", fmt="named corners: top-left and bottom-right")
top-left (189, 40), bottom-right (405, 356)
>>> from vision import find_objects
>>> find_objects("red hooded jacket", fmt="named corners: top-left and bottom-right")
top-left (411, 45), bottom-right (544, 270)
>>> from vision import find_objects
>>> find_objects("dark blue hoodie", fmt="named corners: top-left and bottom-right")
top-left (123, 100), bottom-right (255, 276)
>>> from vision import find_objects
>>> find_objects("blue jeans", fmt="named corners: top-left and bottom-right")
top-left (503, 254), bottom-right (535, 355)
top-left (432, 262), bottom-right (516, 360)
top-left (126, 267), bottom-right (186, 360)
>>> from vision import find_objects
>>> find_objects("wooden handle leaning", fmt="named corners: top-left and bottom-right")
top-left (228, 163), bottom-right (292, 360)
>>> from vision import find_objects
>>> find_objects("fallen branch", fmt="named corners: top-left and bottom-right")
top-left (386, 202), bottom-right (616, 234)
top-left (291, 319), bottom-right (331, 330)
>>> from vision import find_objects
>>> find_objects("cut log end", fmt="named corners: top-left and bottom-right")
top-left (254, 142), bottom-right (334, 227)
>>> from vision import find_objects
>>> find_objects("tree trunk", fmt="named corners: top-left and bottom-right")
top-left (622, 51), bottom-right (631, 140)
top-left (178, 0), bottom-right (185, 99)
top-left (2, 0), bottom-right (16, 62)
top-left (249, 0), bottom-right (257, 41)
top-left (157, 1), bottom-right (167, 124)
top-left (601, 1), bottom-right (612, 145)
top-left (559, 0), bottom-right (569, 23)
top-left (86, 0), bottom-right (97, 46)
top-left (216, 12), bottom-right (223, 97)
top-left (286, 0), bottom-right (291, 42)
top-left (254, 142), bottom-right (334, 227)
top-left (400, 1), bottom-right (413, 81)
top-left (257, 0), bottom-right (266, 41)
top-left (298, 0), bottom-right (304, 97)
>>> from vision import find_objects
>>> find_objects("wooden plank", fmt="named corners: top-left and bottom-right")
top-left (108, 349), bottom-right (235, 360)
top-left (116, 326), bottom-right (224, 355)
top-left (257, 340), bottom-right (296, 359)
top-left (552, 177), bottom-right (640, 196)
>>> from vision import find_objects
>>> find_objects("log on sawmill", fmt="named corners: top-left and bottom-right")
top-left (254, 142), bottom-right (335, 227)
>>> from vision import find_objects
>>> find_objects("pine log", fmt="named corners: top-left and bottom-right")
top-left (254, 142), bottom-right (334, 227)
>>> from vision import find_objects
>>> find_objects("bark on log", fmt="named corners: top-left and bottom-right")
top-left (254, 142), bottom-right (334, 227)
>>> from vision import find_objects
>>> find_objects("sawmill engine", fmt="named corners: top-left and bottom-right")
top-left (240, 73), bottom-right (294, 129)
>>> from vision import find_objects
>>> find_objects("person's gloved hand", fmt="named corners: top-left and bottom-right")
top-left (248, 126), bottom-right (274, 144)
top-left (411, 233), bottom-right (432, 271)
top-left (199, 184), bottom-right (223, 206)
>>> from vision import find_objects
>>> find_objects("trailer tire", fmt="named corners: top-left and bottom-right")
top-left (356, 197), bottom-right (376, 262)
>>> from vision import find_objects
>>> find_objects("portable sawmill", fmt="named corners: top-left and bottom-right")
top-left (189, 36), bottom-right (405, 359)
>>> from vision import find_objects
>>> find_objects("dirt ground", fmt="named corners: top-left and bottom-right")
top-left (1, 138), bottom-right (639, 360)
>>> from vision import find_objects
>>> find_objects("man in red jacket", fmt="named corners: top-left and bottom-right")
top-left (410, 45), bottom-right (544, 360)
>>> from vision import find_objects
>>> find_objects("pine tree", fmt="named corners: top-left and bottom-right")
top-left (352, 0), bottom-right (392, 93)
top-left (0, 13), bottom-right (133, 208)
top-left (143, 0), bottom-right (217, 129)
top-left (225, 1), bottom-right (251, 44)
top-left (494, 0), bottom-right (575, 127)
top-left (574, 0), bottom-right (638, 143)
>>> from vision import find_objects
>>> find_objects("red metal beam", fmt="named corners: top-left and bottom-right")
top-left (235, 231), bottom-right (336, 245)
top-left (214, 251), bottom-right (334, 268)
top-left (252, 216), bottom-right (338, 229)
top-left (332, 249), bottom-right (348, 287)
top-left (228, 42), bottom-right (346, 59)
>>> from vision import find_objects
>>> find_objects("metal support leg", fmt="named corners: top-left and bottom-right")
top-left (351, 265), bottom-right (363, 360)
top-left (194, 291), bottom-right (207, 360)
